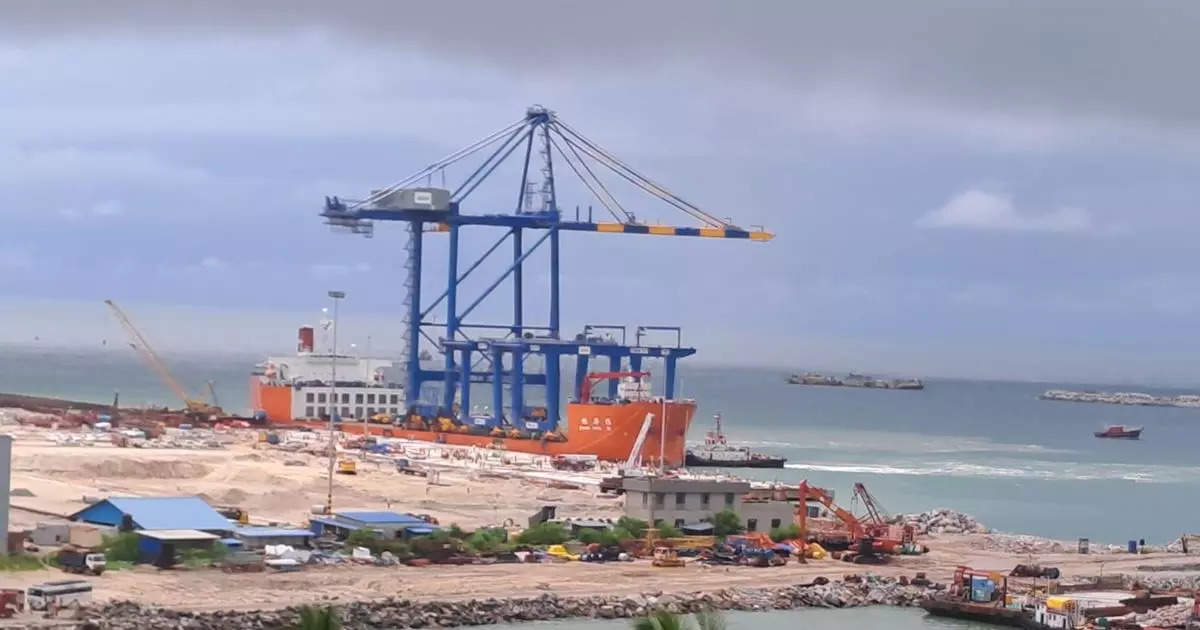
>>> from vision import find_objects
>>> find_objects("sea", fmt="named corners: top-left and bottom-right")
top-left (5, 343), bottom-right (1198, 628)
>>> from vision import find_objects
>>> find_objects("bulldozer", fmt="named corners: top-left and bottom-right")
top-left (337, 459), bottom-right (358, 475)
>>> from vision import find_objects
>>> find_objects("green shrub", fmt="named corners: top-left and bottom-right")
top-left (655, 521), bottom-right (684, 539)
top-left (711, 510), bottom-right (743, 537)
top-left (769, 524), bottom-right (801, 542)
top-left (345, 529), bottom-right (379, 550)
top-left (616, 516), bottom-right (648, 539)
top-left (611, 526), bottom-right (635, 542)
top-left (467, 528), bottom-right (508, 553)
top-left (0, 554), bottom-right (45, 571)
top-left (101, 532), bottom-right (140, 563)
top-left (446, 524), bottom-right (467, 539)
top-left (180, 548), bottom-right (214, 569)
top-left (516, 522), bottom-right (568, 545)
top-left (295, 604), bottom-right (342, 630)
top-left (576, 528), bottom-right (622, 547)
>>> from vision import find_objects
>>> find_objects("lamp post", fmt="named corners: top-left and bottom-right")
top-left (325, 290), bottom-right (345, 515)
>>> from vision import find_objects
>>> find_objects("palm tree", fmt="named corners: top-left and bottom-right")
top-left (633, 609), bottom-right (725, 630)
top-left (295, 605), bottom-right (342, 630)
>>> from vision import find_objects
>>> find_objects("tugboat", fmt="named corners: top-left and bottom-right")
top-left (684, 414), bottom-right (787, 468)
top-left (1094, 425), bottom-right (1143, 440)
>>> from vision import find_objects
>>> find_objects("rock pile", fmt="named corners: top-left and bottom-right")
top-left (892, 509), bottom-right (989, 535)
top-left (1134, 602), bottom-right (1193, 628)
top-left (81, 579), bottom-right (937, 629)
top-left (975, 534), bottom-right (1066, 554)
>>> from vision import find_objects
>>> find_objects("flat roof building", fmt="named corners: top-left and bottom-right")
top-left (233, 527), bottom-right (314, 550)
top-left (309, 511), bottom-right (434, 540)
top-left (622, 477), bottom-right (795, 534)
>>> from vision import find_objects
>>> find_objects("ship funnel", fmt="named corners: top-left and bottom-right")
top-left (298, 326), bottom-right (315, 353)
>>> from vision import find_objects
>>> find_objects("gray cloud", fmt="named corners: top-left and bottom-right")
top-left (5, 1), bottom-right (1200, 144)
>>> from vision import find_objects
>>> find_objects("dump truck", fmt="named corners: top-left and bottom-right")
top-left (57, 549), bottom-right (106, 575)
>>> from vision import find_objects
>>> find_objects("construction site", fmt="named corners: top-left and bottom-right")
top-left (1, 105), bottom-right (1199, 629)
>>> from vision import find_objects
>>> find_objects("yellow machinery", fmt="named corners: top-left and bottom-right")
top-left (104, 299), bottom-right (223, 418)
top-left (337, 459), bottom-right (358, 475)
top-left (652, 547), bottom-right (685, 568)
top-left (217, 506), bottom-right (250, 524)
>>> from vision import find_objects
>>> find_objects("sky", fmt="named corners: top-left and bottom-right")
top-left (2, 1), bottom-right (1200, 385)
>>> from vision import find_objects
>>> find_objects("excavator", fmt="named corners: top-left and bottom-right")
top-left (794, 480), bottom-right (919, 563)
top-left (104, 300), bottom-right (223, 420)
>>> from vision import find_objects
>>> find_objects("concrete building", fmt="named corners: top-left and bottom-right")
top-left (622, 478), bottom-right (796, 533)
top-left (309, 511), bottom-right (436, 539)
top-left (69, 496), bottom-right (234, 535)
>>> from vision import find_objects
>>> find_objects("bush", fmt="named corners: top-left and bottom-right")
top-left (445, 524), bottom-right (467, 540)
top-left (616, 517), bottom-right (648, 539)
top-left (769, 524), bottom-right (801, 542)
top-left (712, 510), bottom-right (743, 537)
top-left (655, 521), bottom-right (684, 539)
top-left (296, 604), bottom-right (342, 630)
top-left (345, 529), bottom-right (379, 550)
top-left (101, 532), bottom-right (140, 563)
top-left (467, 528), bottom-right (507, 553)
top-left (516, 522), bottom-right (568, 545)
top-left (180, 548), bottom-right (214, 569)
top-left (576, 528), bottom-right (622, 547)
top-left (0, 554), bottom-right (45, 571)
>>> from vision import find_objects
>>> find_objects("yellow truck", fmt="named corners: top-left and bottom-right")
top-left (337, 459), bottom-right (358, 475)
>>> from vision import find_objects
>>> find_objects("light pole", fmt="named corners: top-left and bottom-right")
top-left (326, 290), bottom-right (345, 515)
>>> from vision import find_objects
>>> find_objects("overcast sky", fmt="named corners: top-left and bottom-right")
top-left (3, 2), bottom-right (1200, 384)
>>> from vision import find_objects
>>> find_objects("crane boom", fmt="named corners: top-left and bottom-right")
top-left (853, 482), bottom-right (888, 526)
top-left (104, 299), bottom-right (218, 415)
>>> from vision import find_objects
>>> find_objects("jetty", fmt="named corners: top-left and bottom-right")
top-left (1040, 389), bottom-right (1200, 409)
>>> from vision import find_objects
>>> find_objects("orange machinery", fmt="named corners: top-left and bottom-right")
top-left (794, 481), bottom-right (914, 554)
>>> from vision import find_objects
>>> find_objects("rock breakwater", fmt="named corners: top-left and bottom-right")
top-left (83, 579), bottom-right (936, 629)
top-left (1040, 389), bottom-right (1200, 408)
top-left (892, 509), bottom-right (989, 535)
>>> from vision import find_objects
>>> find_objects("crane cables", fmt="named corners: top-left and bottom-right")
top-left (350, 116), bottom-right (528, 211)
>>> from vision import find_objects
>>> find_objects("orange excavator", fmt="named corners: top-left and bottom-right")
top-left (794, 481), bottom-right (917, 559)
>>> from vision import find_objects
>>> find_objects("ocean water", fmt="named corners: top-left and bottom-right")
top-left (3, 343), bottom-right (1197, 544)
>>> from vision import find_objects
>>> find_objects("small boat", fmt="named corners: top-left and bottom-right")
top-left (684, 414), bottom-right (787, 468)
top-left (1094, 425), bottom-right (1142, 439)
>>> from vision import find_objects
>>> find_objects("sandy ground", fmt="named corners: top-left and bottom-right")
top-left (4, 426), bottom-right (1198, 612)
top-left (7, 428), bottom-right (623, 530)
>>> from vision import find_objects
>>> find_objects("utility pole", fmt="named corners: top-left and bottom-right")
top-left (326, 290), bottom-right (345, 515)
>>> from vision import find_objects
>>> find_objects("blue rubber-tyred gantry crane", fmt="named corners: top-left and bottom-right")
top-left (321, 105), bottom-right (772, 433)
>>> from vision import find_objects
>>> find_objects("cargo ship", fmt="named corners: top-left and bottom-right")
top-left (685, 414), bottom-right (786, 468)
top-left (251, 327), bottom-right (696, 466)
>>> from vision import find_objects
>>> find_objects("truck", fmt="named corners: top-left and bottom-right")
top-left (57, 548), bottom-right (106, 575)
top-left (337, 459), bottom-right (357, 475)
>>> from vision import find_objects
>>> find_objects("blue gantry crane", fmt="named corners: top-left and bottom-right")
top-left (321, 105), bottom-right (771, 433)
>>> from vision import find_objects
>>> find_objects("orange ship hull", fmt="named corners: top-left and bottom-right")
top-left (255, 382), bottom-right (695, 466)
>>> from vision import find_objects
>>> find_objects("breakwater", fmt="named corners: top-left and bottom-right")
top-left (1040, 389), bottom-right (1200, 408)
top-left (83, 580), bottom-right (935, 630)
top-left (787, 373), bottom-right (923, 390)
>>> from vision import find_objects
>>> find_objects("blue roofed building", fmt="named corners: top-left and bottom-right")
top-left (69, 496), bottom-right (234, 535)
top-left (309, 510), bottom-right (435, 540)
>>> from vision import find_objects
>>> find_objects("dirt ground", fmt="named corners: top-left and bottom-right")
top-left (4, 427), bottom-right (1198, 611)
